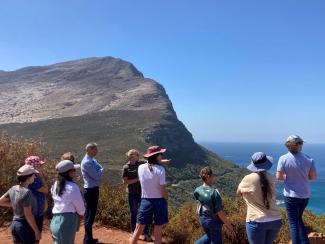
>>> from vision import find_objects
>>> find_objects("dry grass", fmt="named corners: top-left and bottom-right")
top-left (0, 133), bottom-right (56, 225)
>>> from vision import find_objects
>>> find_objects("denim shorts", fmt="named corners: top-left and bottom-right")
top-left (137, 198), bottom-right (168, 226)
top-left (11, 218), bottom-right (36, 244)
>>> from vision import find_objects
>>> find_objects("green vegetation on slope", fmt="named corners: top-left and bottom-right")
top-left (0, 109), bottom-right (246, 204)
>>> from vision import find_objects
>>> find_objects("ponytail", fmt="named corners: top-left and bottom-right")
top-left (258, 171), bottom-right (271, 209)
top-left (56, 171), bottom-right (73, 197)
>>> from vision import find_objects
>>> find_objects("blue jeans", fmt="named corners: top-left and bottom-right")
top-left (246, 219), bottom-right (282, 244)
top-left (84, 187), bottom-right (99, 244)
top-left (128, 193), bottom-right (149, 235)
top-left (285, 197), bottom-right (309, 244)
top-left (194, 214), bottom-right (223, 244)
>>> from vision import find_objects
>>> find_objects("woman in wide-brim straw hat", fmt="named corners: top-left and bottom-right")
top-left (0, 165), bottom-right (41, 244)
top-left (50, 160), bottom-right (85, 244)
top-left (237, 152), bottom-right (282, 244)
top-left (130, 146), bottom-right (169, 244)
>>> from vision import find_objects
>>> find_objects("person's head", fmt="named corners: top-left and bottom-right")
top-left (17, 165), bottom-right (38, 185)
top-left (247, 152), bottom-right (273, 173)
top-left (24, 155), bottom-right (45, 169)
top-left (144, 146), bottom-right (166, 171)
top-left (61, 152), bottom-right (75, 163)
top-left (55, 160), bottom-right (80, 196)
top-left (126, 149), bottom-right (140, 163)
top-left (199, 167), bottom-right (214, 184)
top-left (86, 142), bottom-right (98, 157)
top-left (285, 135), bottom-right (304, 154)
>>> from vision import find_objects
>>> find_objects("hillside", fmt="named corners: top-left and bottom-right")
top-left (0, 57), bottom-right (246, 204)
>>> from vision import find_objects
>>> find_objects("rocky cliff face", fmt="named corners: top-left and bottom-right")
top-left (0, 57), bottom-right (245, 200)
top-left (0, 57), bottom-right (174, 124)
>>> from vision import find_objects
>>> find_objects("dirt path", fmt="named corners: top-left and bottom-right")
top-left (0, 222), bottom-right (160, 244)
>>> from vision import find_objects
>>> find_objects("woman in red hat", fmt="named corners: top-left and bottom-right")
top-left (130, 146), bottom-right (169, 244)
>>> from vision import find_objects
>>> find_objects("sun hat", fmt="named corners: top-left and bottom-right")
top-left (247, 152), bottom-right (273, 172)
top-left (17, 165), bottom-right (39, 176)
top-left (286, 135), bottom-right (304, 144)
top-left (24, 156), bottom-right (45, 168)
top-left (143, 146), bottom-right (166, 159)
top-left (56, 160), bottom-right (80, 173)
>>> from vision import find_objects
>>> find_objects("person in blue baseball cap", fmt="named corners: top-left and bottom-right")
top-left (276, 135), bottom-right (317, 244)
top-left (237, 152), bottom-right (282, 244)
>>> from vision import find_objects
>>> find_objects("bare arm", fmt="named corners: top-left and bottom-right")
top-left (122, 177), bottom-right (139, 186)
top-left (37, 186), bottom-right (48, 194)
top-left (161, 159), bottom-right (171, 164)
top-left (24, 206), bottom-right (41, 241)
top-left (0, 195), bottom-right (11, 207)
top-left (217, 210), bottom-right (233, 231)
top-left (276, 171), bottom-right (285, 181)
top-left (160, 185), bottom-right (168, 200)
top-left (309, 170), bottom-right (317, 180)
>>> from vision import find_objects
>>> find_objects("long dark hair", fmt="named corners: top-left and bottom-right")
top-left (258, 171), bottom-right (271, 209)
top-left (147, 154), bottom-right (161, 172)
top-left (56, 171), bottom-right (74, 197)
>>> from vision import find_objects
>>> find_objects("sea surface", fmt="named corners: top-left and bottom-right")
top-left (201, 142), bottom-right (325, 216)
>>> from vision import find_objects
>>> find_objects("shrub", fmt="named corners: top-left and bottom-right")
top-left (0, 133), bottom-right (56, 225)
top-left (96, 184), bottom-right (130, 231)
top-left (164, 196), bottom-right (325, 244)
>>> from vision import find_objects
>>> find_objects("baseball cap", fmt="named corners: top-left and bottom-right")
top-left (286, 135), bottom-right (305, 144)
top-left (56, 160), bottom-right (80, 173)
top-left (17, 165), bottom-right (39, 176)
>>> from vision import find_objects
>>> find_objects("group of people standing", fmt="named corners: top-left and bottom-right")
top-left (194, 135), bottom-right (317, 244)
top-left (0, 142), bottom-right (104, 244)
top-left (0, 134), bottom-right (318, 244)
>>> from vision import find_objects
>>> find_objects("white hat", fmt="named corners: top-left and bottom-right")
top-left (56, 160), bottom-right (80, 173)
top-left (17, 165), bottom-right (39, 176)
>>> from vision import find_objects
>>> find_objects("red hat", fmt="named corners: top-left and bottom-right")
top-left (143, 146), bottom-right (166, 159)
top-left (24, 156), bottom-right (45, 168)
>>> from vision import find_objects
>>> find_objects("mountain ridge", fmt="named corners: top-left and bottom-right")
top-left (0, 56), bottom-right (246, 204)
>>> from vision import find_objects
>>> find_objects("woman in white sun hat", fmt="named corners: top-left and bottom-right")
top-left (50, 160), bottom-right (85, 244)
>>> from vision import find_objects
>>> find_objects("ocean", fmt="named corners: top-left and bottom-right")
top-left (201, 142), bottom-right (325, 216)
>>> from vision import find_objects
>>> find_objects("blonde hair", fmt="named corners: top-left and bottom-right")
top-left (61, 152), bottom-right (75, 163)
top-left (126, 149), bottom-right (140, 160)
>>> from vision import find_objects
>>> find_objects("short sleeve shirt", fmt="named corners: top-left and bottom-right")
top-left (238, 173), bottom-right (282, 222)
top-left (193, 186), bottom-right (224, 214)
top-left (4, 186), bottom-right (37, 219)
top-left (28, 176), bottom-right (46, 216)
top-left (138, 163), bottom-right (166, 198)
top-left (122, 160), bottom-right (146, 195)
top-left (277, 152), bottom-right (316, 198)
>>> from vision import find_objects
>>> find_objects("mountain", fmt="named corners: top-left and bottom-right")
top-left (0, 57), bottom-right (246, 205)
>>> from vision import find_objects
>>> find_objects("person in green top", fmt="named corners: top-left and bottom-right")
top-left (194, 167), bottom-right (234, 244)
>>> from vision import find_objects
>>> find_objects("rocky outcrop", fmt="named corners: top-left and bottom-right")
top-left (0, 57), bottom-right (174, 124)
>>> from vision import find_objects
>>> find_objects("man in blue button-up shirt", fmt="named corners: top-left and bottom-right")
top-left (81, 142), bottom-right (104, 244)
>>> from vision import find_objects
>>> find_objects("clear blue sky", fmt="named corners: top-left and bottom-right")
top-left (1, 0), bottom-right (324, 143)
